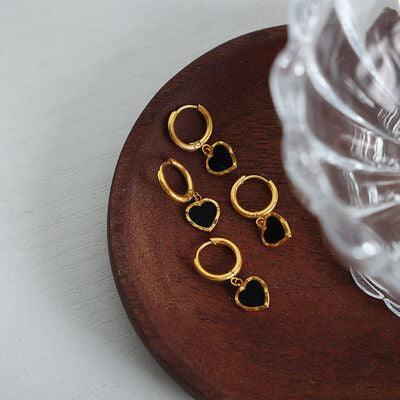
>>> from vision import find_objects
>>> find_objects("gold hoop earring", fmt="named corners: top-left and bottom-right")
top-left (157, 158), bottom-right (220, 232)
top-left (168, 104), bottom-right (237, 176)
top-left (194, 237), bottom-right (270, 311)
top-left (230, 175), bottom-right (292, 247)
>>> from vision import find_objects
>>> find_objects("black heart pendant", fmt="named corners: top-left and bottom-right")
top-left (261, 212), bottom-right (291, 247)
top-left (206, 141), bottom-right (237, 175)
top-left (185, 198), bottom-right (220, 232)
top-left (235, 276), bottom-right (270, 311)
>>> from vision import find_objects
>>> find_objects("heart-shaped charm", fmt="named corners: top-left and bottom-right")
top-left (260, 212), bottom-right (292, 247)
top-left (235, 276), bottom-right (270, 311)
top-left (185, 198), bottom-right (220, 232)
top-left (205, 141), bottom-right (237, 175)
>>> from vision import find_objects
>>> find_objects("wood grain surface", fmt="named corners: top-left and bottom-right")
top-left (108, 26), bottom-right (400, 400)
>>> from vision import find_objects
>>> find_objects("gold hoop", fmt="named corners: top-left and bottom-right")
top-left (194, 238), bottom-right (242, 282)
top-left (168, 104), bottom-right (213, 152)
top-left (230, 175), bottom-right (278, 219)
top-left (157, 158), bottom-right (194, 203)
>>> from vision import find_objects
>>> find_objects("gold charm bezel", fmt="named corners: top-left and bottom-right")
top-left (205, 141), bottom-right (237, 176)
top-left (235, 276), bottom-right (270, 311)
top-left (185, 198), bottom-right (220, 232)
top-left (259, 211), bottom-right (292, 247)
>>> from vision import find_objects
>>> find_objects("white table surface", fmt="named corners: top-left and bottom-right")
top-left (0, 1), bottom-right (288, 399)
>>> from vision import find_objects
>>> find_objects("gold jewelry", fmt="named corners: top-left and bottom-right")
top-left (157, 158), bottom-right (220, 232)
top-left (194, 237), bottom-right (270, 311)
top-left (168, 104), bottom-right (237, 175)
top-left (230, 175), bottom-right (292, 247)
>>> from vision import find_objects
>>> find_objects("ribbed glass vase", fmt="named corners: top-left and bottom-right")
top-left (270, 0), bottom-right (400, 316)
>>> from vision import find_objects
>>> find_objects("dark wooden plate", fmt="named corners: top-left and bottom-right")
top-left (108, 26), bottom-right (400, 400)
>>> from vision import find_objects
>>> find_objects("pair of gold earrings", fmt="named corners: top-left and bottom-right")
top-left (158, 160), bottom-right (291, 247)
top-left (158, 103), bottom-right (236, 233)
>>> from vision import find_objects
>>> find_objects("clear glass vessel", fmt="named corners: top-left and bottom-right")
top-left (270, 0), bottom-right (400, 316)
